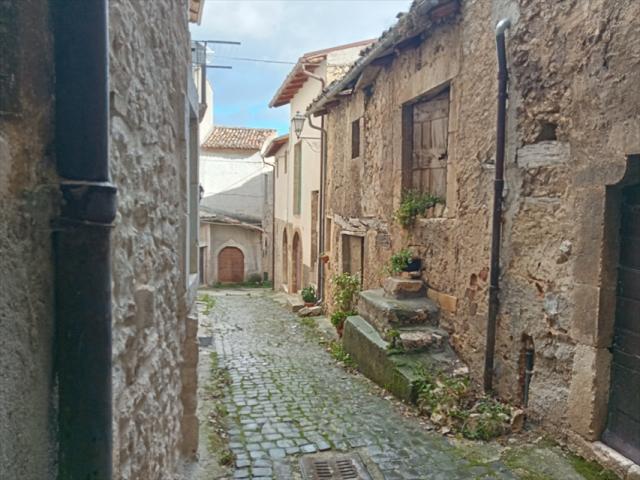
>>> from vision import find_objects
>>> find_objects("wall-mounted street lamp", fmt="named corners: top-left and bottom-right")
top-left (292, 111), bottom-right (306, 139)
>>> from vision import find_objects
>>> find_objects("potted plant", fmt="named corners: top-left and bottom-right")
top-left (320, 252), bottom-right (330, 264)
top-left (330, 311), bottom-right (348, 337)
top-left (301, 285), bottom-right (317, 307)
top-left (388, 248), bottom-right (422, 276)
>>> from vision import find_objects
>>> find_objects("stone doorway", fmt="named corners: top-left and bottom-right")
top-left (218, 247), bottom-right (244, 283)
top-left (292, 232), bottom-right (302, 293)
top-left (603, 183), bottom-right (640, 463)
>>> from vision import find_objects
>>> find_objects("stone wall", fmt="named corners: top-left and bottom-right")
top-left (109, 0), bottom-right (199, 477)
top-left (0, 1), bottom-right (58, 478)
top-left (323, 0), bottom-right (640, 441)
top-left (0, 1), bottom-right (199, 477)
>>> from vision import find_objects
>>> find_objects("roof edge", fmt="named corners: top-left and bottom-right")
top-left (308, 0), bottom-right (460, 115)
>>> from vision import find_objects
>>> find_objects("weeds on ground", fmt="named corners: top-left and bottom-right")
top-left (204, 352), bottom-right (235, 467)
top-left (412, 365), bottom-right (512, 440)
top-left (198, 293), bottom-right (216, 315)
top-left (569, 456), bottom-right (620, 480)
top-left (212, 280), bottom-right (272, 289)
top-left (328, 340), bottom-right (356, 368)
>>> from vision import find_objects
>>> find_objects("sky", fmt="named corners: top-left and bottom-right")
top-left (190, 0), bottom-right (413, 134)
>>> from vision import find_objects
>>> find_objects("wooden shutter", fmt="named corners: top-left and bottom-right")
top-left (411, 90), bottom-right (449, 198)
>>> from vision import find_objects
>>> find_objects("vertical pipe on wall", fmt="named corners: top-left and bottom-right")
top-left (484, 18), bottom-right (511, 393)
top-left (52, 0), bottom-right (116, 478)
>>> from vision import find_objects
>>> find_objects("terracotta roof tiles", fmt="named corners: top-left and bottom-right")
top-left (202, 126), bottom-right (277, 151)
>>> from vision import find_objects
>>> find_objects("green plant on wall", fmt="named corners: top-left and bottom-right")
top-left (394, 189), bottom-right (443, 228)
top-left (387, 248), bottom-right (413, 274)
top-left (301, 285), bottom-right (316, 303)
top-left (331, 272), bottom-right (361, 313)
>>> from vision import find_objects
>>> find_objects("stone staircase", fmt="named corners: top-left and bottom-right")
top-left (342, 276), bottom-right (466, 403)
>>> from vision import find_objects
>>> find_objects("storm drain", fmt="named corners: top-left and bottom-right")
top-left (300, 453), bottom-right (371, 480)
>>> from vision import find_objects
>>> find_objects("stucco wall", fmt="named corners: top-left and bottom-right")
top-left (200, 223), bottom-right (263, 284)
top-left (109, 0), bottom-right (199, 477)
top-left (0, 1), bottom-right (58, 478)
top-left (323, 0), bottom-right (640, 440)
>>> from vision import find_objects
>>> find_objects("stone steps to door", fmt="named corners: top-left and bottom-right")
top-left (357, 288), bottom-right (439, 337)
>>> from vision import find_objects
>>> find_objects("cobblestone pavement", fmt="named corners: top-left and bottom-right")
top-left (200, 290), bottom-right (591, 480)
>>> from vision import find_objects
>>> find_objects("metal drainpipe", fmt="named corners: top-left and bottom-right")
top-left (483, 18), bottom-right (511, 393)
top-left (300, 67), bottom-right (327, 303)
top-left (53, 1), bottom-right (116, 478)
top-left (306, 113), bottom-right (327, 303)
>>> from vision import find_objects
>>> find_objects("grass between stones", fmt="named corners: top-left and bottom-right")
top-left (204, 352), bottom-right (235, 467)
top-left (568, 455), bottom-right (620, 480)
top-left (198, 293), bottom-right (216, 315)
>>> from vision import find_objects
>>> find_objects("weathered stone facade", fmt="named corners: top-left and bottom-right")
top-left (109, 0), bottom-right (200, 477)
top-left (313, 0), bottom-right (640, 467)
top-left (1, 1), bottom-right (202, 478)
top-left (0, 1), bottom-right (58, 477)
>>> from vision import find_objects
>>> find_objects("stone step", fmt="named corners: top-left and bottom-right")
top-left (394, 325), bottom-right (449, 353)
top-left (357, 289), bottom-right (439, 335)
top-left (342, 315), bottom-right (461, 403)
top-left (382, 277), bottom-right (426, 299)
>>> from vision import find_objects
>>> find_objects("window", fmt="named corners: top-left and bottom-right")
top-left (351, 118), bottom-right (361, 159)
top-left (284, 151), bottom-right (288, 174)
top-left (325, 218), bottom-right (332, 252)
top-left (341, 234), bottom-right (364, 285)
top-left (293, 142), bottom-right (302, 215)
top-left (402, 89), bottom-right (449, 200)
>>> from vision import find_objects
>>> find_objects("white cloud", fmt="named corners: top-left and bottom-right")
top-left (191, 0), bottom-right (412, 131)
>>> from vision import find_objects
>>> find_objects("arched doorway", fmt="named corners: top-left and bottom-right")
top-left (292, 232), bottom-right (302, 293)
top-left (218, 247), bottom-right (244, 283)
top-left (282, 230), bottom-right (289, 288)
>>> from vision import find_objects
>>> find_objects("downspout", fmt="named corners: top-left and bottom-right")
top-left (53, 1), bottom-right (116, 478)
top-left (307, 113), bottom-right (326, 303)
top-left (300, 66), bottom-right (327, 303)
top-left (484, 18), bottom-right (511, 393)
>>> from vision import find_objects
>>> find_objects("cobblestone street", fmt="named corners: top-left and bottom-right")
top-left (197, 290), bottom-right (604, 480)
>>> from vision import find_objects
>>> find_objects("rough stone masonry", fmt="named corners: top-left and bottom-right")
top-left (313, 0), bottom-right (640, 467)
top-left (0, 0), bottom-right (201, 478)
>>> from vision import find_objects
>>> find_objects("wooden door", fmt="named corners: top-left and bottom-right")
top-left (218, 247), bottom-right (244, 283)
top-left (603, 184), bottom-right (640, 463)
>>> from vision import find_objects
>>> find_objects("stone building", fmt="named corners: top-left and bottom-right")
top-left (1, 0), bottom-right (205, 478)
top-left (309, 0), bottom-right (640, 473)
top-left (269, 40), bottom-right (373, 294)
top-left (199, 126), bottom-right (276, 284)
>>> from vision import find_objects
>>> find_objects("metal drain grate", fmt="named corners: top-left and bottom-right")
top-left (300, 454), bottom-right (371, 480)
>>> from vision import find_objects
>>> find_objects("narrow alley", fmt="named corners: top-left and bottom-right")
top-left (195, 290), bottom-right (603, 480)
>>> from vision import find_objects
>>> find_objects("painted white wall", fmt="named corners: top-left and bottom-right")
top-left (200, 148), bottom-right (271, 220)
top-left (273, 47), bottom-right (364, 288)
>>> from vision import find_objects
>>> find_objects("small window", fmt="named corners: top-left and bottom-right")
top-left (284, 151), bottom-right (288, 174)
top-left (351, 118), bottom-right (361, 159)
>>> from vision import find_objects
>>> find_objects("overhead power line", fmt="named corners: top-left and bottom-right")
top-left (215, 55), bottom-right (296, 65)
